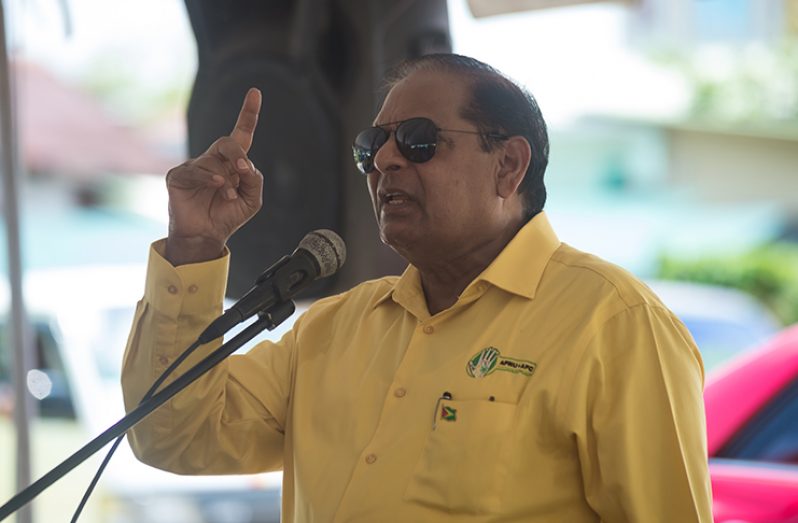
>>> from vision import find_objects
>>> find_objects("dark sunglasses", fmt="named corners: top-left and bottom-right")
top-left (352, 117), bottom-right (508, 174)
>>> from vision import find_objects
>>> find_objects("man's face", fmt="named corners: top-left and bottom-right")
top-left (367, 69), bottom-right (510, 262)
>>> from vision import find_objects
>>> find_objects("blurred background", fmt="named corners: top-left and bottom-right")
top-left (1, 0), bottom-right (798, 521)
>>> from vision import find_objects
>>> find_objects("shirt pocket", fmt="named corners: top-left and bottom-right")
top-left (404, 398), bottom-right (517, 515)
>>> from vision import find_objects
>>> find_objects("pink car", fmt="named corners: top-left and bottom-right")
top-left (705, 325), bottom-right (798, 522)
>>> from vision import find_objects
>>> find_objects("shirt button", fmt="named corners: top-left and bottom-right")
top-left (167, 285), bottom-right (178, 294)
top-left (188, 284), bottom-right (199, 294)
top-left (158, 355), bottom-right (169, 365)
top-left (394, 388), bottom-right (407, 398)
top-left (365, 454), bottom-right (377, 464)
top-left (422, 325), bottom-right (434, 334)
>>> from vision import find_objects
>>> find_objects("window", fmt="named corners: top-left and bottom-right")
top-left (718, 378), bottom-right (798, 464)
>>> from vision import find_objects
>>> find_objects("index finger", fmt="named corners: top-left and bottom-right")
top-left (230, 87), bottom-right (262, 153)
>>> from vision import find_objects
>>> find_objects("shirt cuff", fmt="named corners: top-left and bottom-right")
top-left (144, 239), bottom-right (230, 318)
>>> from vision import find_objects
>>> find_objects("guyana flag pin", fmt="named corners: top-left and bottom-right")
top-left (441, 405), bottom-right (457, 422)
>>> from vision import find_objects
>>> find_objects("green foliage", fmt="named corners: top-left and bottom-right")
top-left (658, 243), bottom-right (798, 325)
top-left (650, 38), bottom-right (798, 125)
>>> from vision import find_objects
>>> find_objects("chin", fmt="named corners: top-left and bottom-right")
top-left (378, 226), bottom-right (416, 257)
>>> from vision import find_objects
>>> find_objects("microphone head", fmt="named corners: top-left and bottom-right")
top-left (297, 229), bottom-right (346, 278)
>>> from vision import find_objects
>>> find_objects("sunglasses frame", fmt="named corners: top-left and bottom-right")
top-left (352, 117), bottom-right (507, 175)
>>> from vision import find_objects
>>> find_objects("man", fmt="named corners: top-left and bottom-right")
top-left (122, 54), bottom-right (712, 521)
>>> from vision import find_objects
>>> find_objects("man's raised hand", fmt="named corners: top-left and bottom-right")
top-left (165, 88), bottom-right (264, 265)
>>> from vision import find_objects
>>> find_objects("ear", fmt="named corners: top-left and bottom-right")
top-left (496, 136), bottom-right (531, 199)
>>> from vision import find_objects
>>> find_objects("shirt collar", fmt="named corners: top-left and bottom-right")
top-left (373, 212), bottom-right (561, 311)
top-left (477, 211), bottom-right (560, 300)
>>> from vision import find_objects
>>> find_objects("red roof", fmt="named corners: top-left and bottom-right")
top-left (12, 59), bottom-right (177, 179)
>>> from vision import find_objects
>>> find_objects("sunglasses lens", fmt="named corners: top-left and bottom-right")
top-left (351, 118), bottom-right (439, 174)
top-left (396, 118), bottom-right (438, 163)
top-left (352, 127), bottom-right (389, 174)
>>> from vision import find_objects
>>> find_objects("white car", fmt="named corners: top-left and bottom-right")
top-left (1, 264), bottom-right (304, 523)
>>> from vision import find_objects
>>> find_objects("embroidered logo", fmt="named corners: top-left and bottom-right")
top-left (466, 347), bottom-right (536, 378)
top-left (440, 405), bottom-right (457, 422)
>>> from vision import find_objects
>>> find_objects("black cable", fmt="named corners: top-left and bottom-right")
top-left (69, 338), bottom-right (204, 522)
top-left (70, 436), bottom-right (124, 522)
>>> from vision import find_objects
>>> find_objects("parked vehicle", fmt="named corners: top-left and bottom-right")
top-left (647, 280), bottom-right (781, 370)
top-left (1, 264), bottom-right (299, 523)
top-left (706, 325), bottom-right (798, 523)
top-left (644, 281), bottom-right (794, 521)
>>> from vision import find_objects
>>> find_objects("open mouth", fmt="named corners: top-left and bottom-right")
top-left (381, 191), bottom-right (412, 206)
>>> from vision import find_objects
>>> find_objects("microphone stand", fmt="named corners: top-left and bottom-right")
top-left (0, 300), bottom-right (296, 521)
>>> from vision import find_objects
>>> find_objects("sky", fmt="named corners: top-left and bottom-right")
top-left (447, 0), bottom-right (690, 123)
top-left (8, 0), bottom-right (195, 84)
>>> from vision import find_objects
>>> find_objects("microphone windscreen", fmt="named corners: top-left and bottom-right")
top-left (297, 230), bottom-right (346, 278)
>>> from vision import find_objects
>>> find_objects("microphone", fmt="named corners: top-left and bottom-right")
top-left (198, 229), bottom-right (346, 343)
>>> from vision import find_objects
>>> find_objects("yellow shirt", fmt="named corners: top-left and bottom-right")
top-left (122, 212), bottom-right (712, 522)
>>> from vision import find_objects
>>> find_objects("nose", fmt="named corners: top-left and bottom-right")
top-left (372, 132), bottom-right (407, 174)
